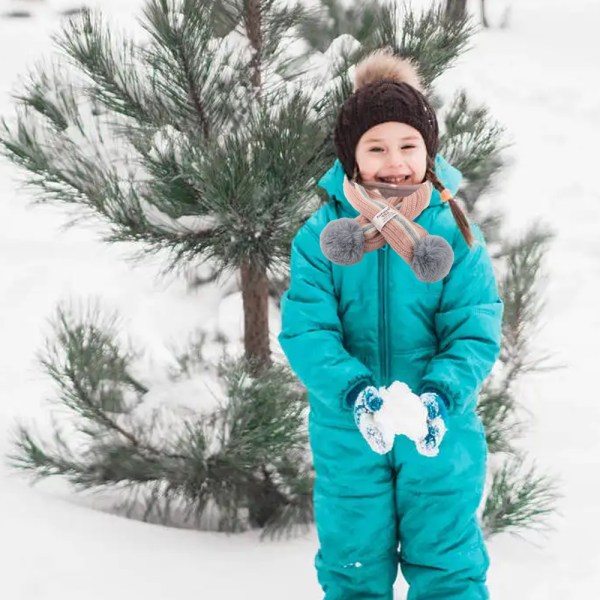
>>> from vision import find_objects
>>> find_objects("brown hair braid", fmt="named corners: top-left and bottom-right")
top-left (425, 162), bottom-right (474, 248)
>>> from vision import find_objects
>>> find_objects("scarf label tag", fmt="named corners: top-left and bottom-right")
top-left (371, 207), bottom-right (396, 232)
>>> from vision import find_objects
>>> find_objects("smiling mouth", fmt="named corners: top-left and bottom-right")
top-left (377, 175), bottom-right (410, 184)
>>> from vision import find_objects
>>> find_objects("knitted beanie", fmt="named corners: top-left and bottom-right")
top-left (334, 49), bottom-right (439, 179)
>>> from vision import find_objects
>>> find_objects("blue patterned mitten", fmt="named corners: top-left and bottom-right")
top-left (416, 392), bottom-right (449, 457)
top-left (353, 386), bottom-right (395, 454)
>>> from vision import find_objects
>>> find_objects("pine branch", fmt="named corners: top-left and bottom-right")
top-left (1, 107), bottom-right (219, 274)
top-left (477, 382), bottom-right (524, 454)
top-left (124, 124), bottom-right (206, 220)
top-left (0, 117), bottom-right (82, 205)
top-left (498, 225), bottom-right (556, 378)
top-left (55, 9), bottom-right (167, 126)
top-left (307, 53), bottom-right (355, 166)
top-left (173, 87), bottom-right (329, 272)
top-left (13, 69), bottom-right (72, 133)
top-left (440, 90), bottom-right (507, 219)
top-left (297, 1), bottom-right (387, 53)
top-left (35, 303), bottom-right (182, 459)
top-left (370, 3), bottom-right (474, 89)
top-left (217, 356), bottom-right (308, 463)
top-left (10, 426), bottom-right (98, 484)
top-left (482, 455), bottom-right (560, 537)
top-left (478, 224), bottom-right (555, 454)
top-left (260, 450), bottom-right (314, 539)
top-left (140, 0), bottom-right (219, 137)
top-left (10, 303), bottom-right (313, 534)
top-left (260, 2), bottom-right (313, 63)
top-left (167, 329), bottom-right (209, 378)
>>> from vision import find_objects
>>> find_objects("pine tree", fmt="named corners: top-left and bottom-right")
top-left (1, 0), bottom-right (328, 534)
top-left (1, 0), bottom-right (329, 375)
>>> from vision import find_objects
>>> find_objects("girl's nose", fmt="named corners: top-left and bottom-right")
top-left (386, 152), bottom-right (405, 168)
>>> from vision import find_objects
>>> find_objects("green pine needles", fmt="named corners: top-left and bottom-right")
top-left (10, 302), bottom-right (313, 536)
top-left (482, 456), bottom-right (559, 538)
top-left (441, 94), bottom-right (559, 537)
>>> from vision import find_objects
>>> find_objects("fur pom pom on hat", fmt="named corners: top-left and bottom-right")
top-left (353, 49), bottom-right (424, 93)
top-left (334, 49), bottom-right (439, 179)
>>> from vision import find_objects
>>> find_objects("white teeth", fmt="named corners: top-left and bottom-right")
top-left (379, 176), bottom-right (408, 183)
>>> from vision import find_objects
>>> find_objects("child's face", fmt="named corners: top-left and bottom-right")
top-left (354, 121), bottom-right (427, 185)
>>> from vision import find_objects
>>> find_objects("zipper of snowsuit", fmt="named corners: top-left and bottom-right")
top-left (379, 245), bottom-right (389, 385)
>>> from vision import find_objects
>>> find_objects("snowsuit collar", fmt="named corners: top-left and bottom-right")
top-left (317, 154), bottom-right (462, 216)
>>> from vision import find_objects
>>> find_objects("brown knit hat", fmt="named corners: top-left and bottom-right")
top-left (334, 49), bottom-right (439, 179)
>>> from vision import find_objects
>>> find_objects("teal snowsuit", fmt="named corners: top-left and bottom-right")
top-left (278, 156), bottom-right (504, 600)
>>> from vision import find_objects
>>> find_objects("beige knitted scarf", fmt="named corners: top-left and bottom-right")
top-left (342, 176), bottom-right (434, 263)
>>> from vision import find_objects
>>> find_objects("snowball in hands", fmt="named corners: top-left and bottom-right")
top-left (354, 382), bottom-right (446, 456)
top-left (374, 381), bottom-right (428, 444)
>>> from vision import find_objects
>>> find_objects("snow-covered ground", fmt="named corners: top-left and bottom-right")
top-left (1, 0), bottom-right (599, 597)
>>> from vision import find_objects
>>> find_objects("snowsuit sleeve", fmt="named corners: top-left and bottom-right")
top-left (278, 222), bottom-right (375, 413)
top-left (419, 224), bottom-right (503, 415)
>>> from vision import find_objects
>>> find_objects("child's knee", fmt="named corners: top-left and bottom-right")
top-left (315, 549), bottom-right (397, 600)
top-left (399, 524), bottom-right (489, 599)
top-left (401, 547), bottom-right (489, 600)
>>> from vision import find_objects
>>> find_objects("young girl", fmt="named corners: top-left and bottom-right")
top-left (279, 50), bottom-right (503, 600)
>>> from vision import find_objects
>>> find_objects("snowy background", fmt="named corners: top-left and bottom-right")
top-left (1, 0), bottom-right (598, 597)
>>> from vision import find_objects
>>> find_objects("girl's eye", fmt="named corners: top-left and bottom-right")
top-left (368, 145), bottom-right (415, 152)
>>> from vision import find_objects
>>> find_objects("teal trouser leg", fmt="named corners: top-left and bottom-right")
top-left (309, 417), bottom-right (398, 599)
top-left (394, 413), bottom-right (490, 600)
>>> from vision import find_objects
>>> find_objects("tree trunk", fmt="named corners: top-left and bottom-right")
top-left (500, 6), bottom-right (512, 29)
top-left (445, 0), bottom-right (468, 21)
top-left (241, 1), bottom-right (266, 376)
top-left (240, 259), bottom-right (271, 375)
top-left (481, 0), bottom-right (489, 28)
top-left (246, 0), bottom-right (263, 97)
